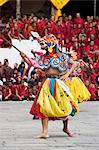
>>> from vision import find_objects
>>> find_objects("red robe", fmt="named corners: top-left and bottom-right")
top-left (64, 42), bottom-right (72, 52)
top-left (91, 73), bottom-right (97, 84)
top-left (2, 86), bottom-right (10, 99)
top-left (23, 28), bottom-right (29, 39)
top-left (86, 45), bottom-right (98, 58)
top-left (88, 85), bottom-right (97, 100)
top-left (16, 84), bottom-right (29, 98)
top-left (11, 27), bottom-right (19, 39)
top-left (37, 19), bottom-right (46, 36)
top-left (95, 38), bottom-right (99, 47)
top-left (65, 20), bottom-right (73, 39)
top-left (9, 84), bottom-right (17, 100)
top-left (74, 17), bottom-right (84, 25)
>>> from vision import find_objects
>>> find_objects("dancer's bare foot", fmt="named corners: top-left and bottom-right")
top-left (35, 133), bottom-right (49, 139)
top-left (63, 128), bottom-right (73, 137)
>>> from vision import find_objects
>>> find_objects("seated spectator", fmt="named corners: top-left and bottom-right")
top-left (8, 23), bottom-right (20, 39)
top-left (88, 83), bottom-right (97, 101)
top-left (18, 62), bottom-right (27, 78)
top-left (2, 82), bottom-right (12, 101)
top-left (16, 72), bottom-right (22, 84)
top-left (1, 24), bottom-right (11, 47)
top-left (86, 41), bottom-right (98, 58)
top-left (15, 80), bottom-right (29, 101)
top-left (22, 23), bottom-right (29, 39)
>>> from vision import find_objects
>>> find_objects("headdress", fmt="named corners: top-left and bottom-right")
top-left (39, 34), bottom-right (59, 54)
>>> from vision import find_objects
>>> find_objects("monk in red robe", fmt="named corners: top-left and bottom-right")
top-left (85, 41), bottom-right (98, 58)
top-left (15, 81), bottom-right (29, 100)
top-left (2, 83), bottom-right (11, 100)
top-left (88, 84), bottom-right (97, 100)
top-left (74, 13), bottom-right (84, 26)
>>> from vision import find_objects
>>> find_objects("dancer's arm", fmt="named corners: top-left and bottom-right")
top-left (20, 52), bottom-right (32, 66)
top-left (20, 52), bottom-right (42, 69)
top-left (60, 57), bottom-right (76, 76)
top-left (60, 61), bottom-right (79, 80)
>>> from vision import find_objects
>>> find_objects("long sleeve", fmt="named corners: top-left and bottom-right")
top-left (20, 53), bottom-right (42, 69)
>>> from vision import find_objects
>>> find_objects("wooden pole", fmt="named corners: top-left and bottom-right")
top-left (94, 0), bottom-right (96, 18)
top-left (16, 0), bottom-right (21, 17)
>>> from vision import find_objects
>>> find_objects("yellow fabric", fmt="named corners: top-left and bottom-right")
top-left (55, 9), bottom-right (62, 22)
top-left (50, 0), bottom-right (70, 9)
top-left (65, 77), bottom-right (91, 103)
top-left (50, 0), bottom-right (70, 21)
top-left (36, 77), bottom-right (90, 118)
top-left (22, 68), bottom-right (27, 78)
top-left (0, 0), bottom-right (9, 6)
top-left (38, 79), bottom-right (79, 118)
top-left (55, 81), bottom-right (79, 114)
top-left (48, 45), bottom-right (53, 53)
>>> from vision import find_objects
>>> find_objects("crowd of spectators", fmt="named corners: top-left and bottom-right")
top-left (0, 13), bottom-right (99, 100)
top-left (0, 59), bottom-right (42, 101)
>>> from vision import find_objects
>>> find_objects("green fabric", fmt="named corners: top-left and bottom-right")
top-left (70, 106), bottom-right (76, 117)
top-left (56, 44), bottom-right (60, 53)
top-left (49, 78), bottom-right (55, 97)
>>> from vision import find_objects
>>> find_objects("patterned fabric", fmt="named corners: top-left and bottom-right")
top-left (36, 53), bottom-right (70, 72)
top-left (30, 78), bottom-right (79, 118)
top-left (30, 77), bottom-right (91, 119)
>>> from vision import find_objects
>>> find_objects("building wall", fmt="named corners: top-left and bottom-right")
top-left (1, 0), bottom-right (51, 18)
top-left (1, 0), bottom-right (16, 17)
top-left (21, 0), bottom-right (51, 17)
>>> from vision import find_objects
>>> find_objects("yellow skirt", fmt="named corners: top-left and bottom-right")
top-left (65, 77), bottom-right (91, 103)
top-left (37, 78), bottom-right (79, 118)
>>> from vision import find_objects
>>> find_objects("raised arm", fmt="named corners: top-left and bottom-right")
top-left (20, 52), bottom-right (42, 69)
top-left (20, 52), bottom-right (32, 66)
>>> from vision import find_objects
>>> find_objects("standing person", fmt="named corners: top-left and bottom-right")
top-left (1, 59), bottom-right (13, 82)
top-left (20, 34), bottom-right (90, 138)
top-left (74, 13), bottom-right (84, 27)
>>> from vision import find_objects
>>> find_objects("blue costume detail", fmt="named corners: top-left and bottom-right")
top-left (36, 53), bottom-right (70, 72)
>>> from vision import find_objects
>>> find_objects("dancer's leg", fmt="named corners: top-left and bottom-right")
top-left (43, 118), bottom-right (49, 136)
top-left (41, 119), bottom-right (44, 133)
top-left (36, 118), bottom-right (49, 138)
top-left (63, 119), bottom-right (73, 137)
